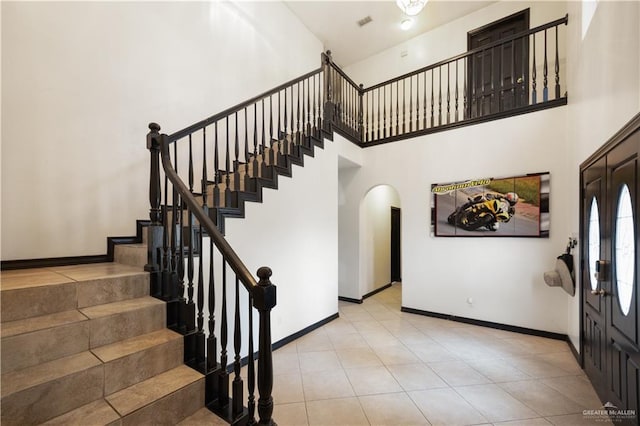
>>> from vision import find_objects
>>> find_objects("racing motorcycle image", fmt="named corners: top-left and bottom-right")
top-left (447, 192), bottom-right (519, 231)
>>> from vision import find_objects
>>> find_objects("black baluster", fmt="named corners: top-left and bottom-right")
top-left (455, 61), bottom-right (459, 122)
top-left (415, 74), bottom-right (420, 130)
top-left (170, 144), bottom-right (181, 323)
top-left (214, 122), bottom-right (220, 207)
top-left (161, 174), bottom-right (170, 300)
top-left (438, 67), bottom-right (443, 125)
top-left (423, 73), bottom-right (427, 129)
top-left (247, 293), bottom-right (256, 424)
top-left (202, 128), bottom-right (208, 209)
top-left (174, 142), bottom-right (187, 334)
top-left (430, 72), bottom-right (434, 127)
top-left (268, 96), bottom-right (275, 167)
top-left (296, 82), bottom-right (301, 148)
top-left (521, 35), bottom-right (527, 106)
top-left (244, 108), bottom-right (249, 189)
top-left (254, 267), bottom-right (276, 426)
top-left (253, 104), bottom-right (258, 178)
top-left (207, 237), bottom-right (217, 372)
top-left (479, 51), bottom-right (484, 118)
top-left (290, 84), bottom-right (294, 153)
top-left (313, 75), bottom-right (318, 133)
top-left (358, 84), bottom-right (364, 141)
top-left (396, 82), bottom-right (400, 136)
top-left (261, 99), bottom-right (267, 177)
top-left (383, 85), bottom-right (387, 138)
top-left (218, 258), bottom-right (229, 403)
top-left (225, 117), bottom-right (231, 207)
top-left (543, 29), bottom-right (548, 102)
top-left (196, 129), bottom-right (207, 368)
top-left (377, 88), bottom-right (381, 140)
top-left (532, 35), bottom-right (537, 105)
top-left (187, 135), bottom-right (196, 336)
top-left (555, 25), bottom-right (560, 99)
top-left (464, 58), bottom-right (469, 119)
top-left (234, 112), bottom-right (240, 192)
top-left (283, 88), bottom-right (288, 157)
top-left (409, 77), bottom-right (413, 132)
top-left (402, 80), bottom-right (406, 134)
top-left (447, 63), bottom-right (451, 124)
top-left (232, 276), bottom-right (243, 416)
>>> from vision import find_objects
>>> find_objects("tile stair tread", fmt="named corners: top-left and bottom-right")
top-left (178, 407), bottom-right (229, 425)
top-left (50, 263), bottom-right (146, 281)
top-left (0, 270), bottom-right (75, 291)
top-left (1, 351), bottom-right (101, 398)
top-left (1, 310), bottom-right (87, 339)
top-left (106, 365), bottom-right (204, 417)
top-left (91, 328), bottom-right (182, 363)
top-left (79, 296), bottom-right (164, 319)
top-left (0, 263), bottom-right (145, 292)
top-left (39, 399), bottom-right (120, 426)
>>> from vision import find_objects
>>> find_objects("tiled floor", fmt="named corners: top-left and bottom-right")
top-left (270, 283), bottom-right (609, 425)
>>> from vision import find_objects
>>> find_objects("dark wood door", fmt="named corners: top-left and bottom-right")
top-left (581, 156), bottom-right (608, 401)
top-left (467, 10), bottom-right (529, 117)
top-left (581, 117), bottom-right (639, 422)
top-left (391, 207), bottom-right (401, 282)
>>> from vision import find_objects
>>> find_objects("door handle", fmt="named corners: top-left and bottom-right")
top-left (516, 77), bottom-right (524, 84)
top-left (591, 288), bottom-right (608, 296)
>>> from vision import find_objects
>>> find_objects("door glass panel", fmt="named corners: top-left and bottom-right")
top-left (588, 197), bottom-right (600, 291)
top-left (615, 184), bottom-right (635, 316)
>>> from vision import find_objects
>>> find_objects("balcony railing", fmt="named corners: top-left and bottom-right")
top-left (324, 14), bottom-right (569, 146)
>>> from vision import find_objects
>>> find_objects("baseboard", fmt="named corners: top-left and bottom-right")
top-left (362, 282), bottom-right (393, 300)
top-left (1, 255), bottom-right (110, 270)
top-left (272, 312), bottom-right (340, 351)
top-left (566, 336), bottom-right (582, 367)
top-left (401, 306), bottom-right (568, 341)
top-left (1, 219), bottom-right (150, 270)
top-left (338, 296), bottom-right (363, 304)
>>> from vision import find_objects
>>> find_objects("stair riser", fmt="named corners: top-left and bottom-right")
top-left (78, 274), bottom-right (149, 308)
top-left (1, 321), bottom-right (89, 374)
top-left (114, 245), bottom-right (148, 269)
top-left (120, 379), bottom-right (205, 426)
top-left (103, 337), bottom-right (183, 395)
top-left (88, 304), bottom-right (165, 348)
top-left (0, 364), bottom-right (104, 426)
top-left (1, 283), bottom-right (77, 323)
top-left (41, 399), bottom-right (121, 426)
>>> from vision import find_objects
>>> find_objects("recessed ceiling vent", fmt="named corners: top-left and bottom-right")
top-left (357, 15), bottom-right (373, 27)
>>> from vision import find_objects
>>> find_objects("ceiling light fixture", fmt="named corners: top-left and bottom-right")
top-left (400, 18), bottom-right (414, 31)
top-left (396, 0), bottom-right (428, 16)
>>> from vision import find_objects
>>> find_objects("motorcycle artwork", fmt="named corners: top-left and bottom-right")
top-left (447, 192), bottom-right (519, 232)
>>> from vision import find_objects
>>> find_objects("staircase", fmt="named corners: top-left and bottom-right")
top-left (0, 253), bottom-right (217, 425)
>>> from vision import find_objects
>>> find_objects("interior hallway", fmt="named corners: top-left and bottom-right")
top-left (270, 284), bottom-right (607, 425)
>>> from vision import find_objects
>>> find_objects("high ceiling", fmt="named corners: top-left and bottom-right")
top-left (285, 1), bottom-right (495, 67)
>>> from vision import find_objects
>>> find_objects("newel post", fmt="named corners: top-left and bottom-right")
top-left (322, 50), bottom-right (335, 133)
top-left (253, 267), bottom-right (277, 426)
top-left (145, 123), bottom-right (163, 296)
top-left (358, 83), bottom-right (364, 143)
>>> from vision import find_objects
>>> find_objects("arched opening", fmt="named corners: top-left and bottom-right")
top-left (359, 184), bottom-right (402, 299)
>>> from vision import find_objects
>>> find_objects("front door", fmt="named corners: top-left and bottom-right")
top-left (467, 9), bottom-right (529, 118)
top-left (581, 117), bottom-right (639, 421)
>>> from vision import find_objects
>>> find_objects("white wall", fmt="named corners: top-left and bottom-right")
top-left (563, 0), bottom-right (640, 350)
top-left (360, 185), bottom-right (401, 296)
top-left (1, 1), bottom-right (322, 260)
top-left (224, 134), bottom-right (339, 342)
top-left (345, 1), bottom-right (568, 87)
top-left (340, 106), bottom-right (572, 334)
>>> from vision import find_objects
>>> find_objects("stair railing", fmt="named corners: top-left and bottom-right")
top-left (323, 14), bottom-right (568, 147)
top-left (146, 64), bottom-right (325, 425)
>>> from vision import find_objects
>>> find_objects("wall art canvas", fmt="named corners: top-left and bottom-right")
top-left (431, 172), bottom-right (550, 237)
